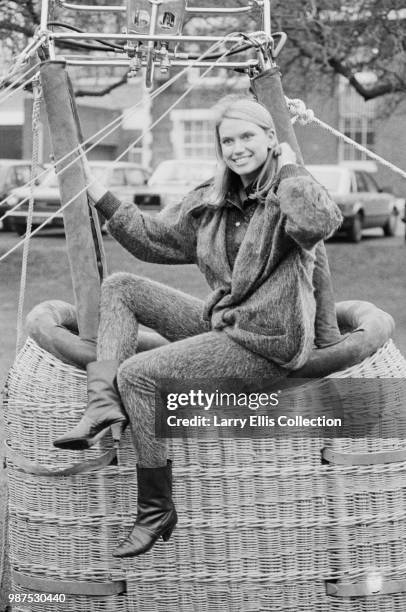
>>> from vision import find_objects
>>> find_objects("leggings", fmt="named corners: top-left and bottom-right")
top-left (97, 272), bottom-right (286, 467)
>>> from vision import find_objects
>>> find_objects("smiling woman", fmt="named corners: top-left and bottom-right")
top-left (52, 93), bottom-right (343, 559)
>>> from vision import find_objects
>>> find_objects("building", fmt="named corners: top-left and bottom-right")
top-left (3, 65), bottom-right (406, 197)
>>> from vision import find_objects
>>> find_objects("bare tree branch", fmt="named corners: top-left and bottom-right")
top-left (74, 73), bottom-right (128, 97)
top-left (0, 21), bottom-right (34, 37)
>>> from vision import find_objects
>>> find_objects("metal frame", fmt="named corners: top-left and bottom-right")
top-left (40, 0), bottom-right (279, 85)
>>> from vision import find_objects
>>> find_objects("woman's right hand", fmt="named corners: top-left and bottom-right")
top-left (78, 146), bottom-right (108, 203)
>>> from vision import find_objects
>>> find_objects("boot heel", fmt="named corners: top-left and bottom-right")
top-left (111, 420), bottom-right (127, 446)
top-left (161, 524), bottom-right (175, 542)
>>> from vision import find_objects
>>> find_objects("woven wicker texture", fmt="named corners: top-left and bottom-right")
top-left (4, 337), bottom-right (406, 611)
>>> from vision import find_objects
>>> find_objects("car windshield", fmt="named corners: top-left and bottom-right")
top-left (307, 167), bottom-right (344, 193)
top-left (0, 165), bottom-right (31, 189)
top-left (149, 161), bottom-right (216, 186)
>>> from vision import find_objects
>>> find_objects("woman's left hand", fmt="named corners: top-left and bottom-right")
top-left (278, 142), bottom-right (297, 168)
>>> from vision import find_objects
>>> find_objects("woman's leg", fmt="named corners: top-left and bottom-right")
top-left (113, 330), bottom-right (286, 557)
top-left (118, 329), bottom-right (285, 466)
top-left (97, 272), bottom-right (210, 361)
top-left (54, 272), bottom-right (209, 449)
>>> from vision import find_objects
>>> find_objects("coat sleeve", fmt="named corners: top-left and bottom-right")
top-left (277, 165), bottom-right (343, 250)
top-left (99, 188), bottom-right (205, 264)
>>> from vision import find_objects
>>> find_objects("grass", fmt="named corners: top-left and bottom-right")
top-left (0, 229), bottom-right (405, 607)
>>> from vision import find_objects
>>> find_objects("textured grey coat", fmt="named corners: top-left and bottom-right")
top-left (98, 164), bottom-right (342, 370)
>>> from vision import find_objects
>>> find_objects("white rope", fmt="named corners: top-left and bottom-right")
top-left (0, 34), bottom-right (241, 220)
top-left (15, 77), bottom-right (42, 354)
top-left (0, 63), bottom-right (41, 107)
top-left (286, 96), bottom-right (406, 180)
top-left (0, 38), bottom-right (234, 264)
top-left (0, 29), bottom-right (45, 84)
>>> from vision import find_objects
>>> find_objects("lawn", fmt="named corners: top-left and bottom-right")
top-left (0, 229), bottom-right (405, 608)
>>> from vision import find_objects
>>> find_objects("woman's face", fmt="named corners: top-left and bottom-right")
top-left (218, 118), bottom-right (276, 187)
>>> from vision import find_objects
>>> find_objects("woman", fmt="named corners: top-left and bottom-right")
top-left (54, 95), bottom-right (342, 557)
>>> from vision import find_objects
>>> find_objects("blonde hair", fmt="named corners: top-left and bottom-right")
top-left (211, 95), bottom-right (280, 206)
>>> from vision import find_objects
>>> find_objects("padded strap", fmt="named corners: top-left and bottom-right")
top-left (326, 578), bottom-right (406, 597)
top-left (290, 300), bottom-right (394, 378)
top-left (322, 447), bottom-right (406, 466)
top-left (12, 570), bottom-right (126, 596)
top-left (27, 299), bottom-right (394, 378)
top-left (6, 445), bottom-right (116, 476)
top-left (26, 300), bottom-right (96, 368)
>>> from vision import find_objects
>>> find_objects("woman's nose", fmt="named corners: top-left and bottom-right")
top-left (232, 139), bottom-right (245, 154)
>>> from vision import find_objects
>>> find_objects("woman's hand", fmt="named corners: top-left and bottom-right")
top-left (278, 142), bottom-right (297, 169)
top-left (78, 146), bottom-right (108, 203)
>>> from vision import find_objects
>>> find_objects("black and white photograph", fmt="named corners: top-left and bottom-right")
top-left (1, 1), bottom-right (406, 611)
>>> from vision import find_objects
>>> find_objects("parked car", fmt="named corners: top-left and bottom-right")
top-left (7, 161), bottom-right (150, 235)
top-left (133, 158), bottom-right (218, 209)
top-left (0, 160), bottom-right (44, 231)
top-left (306, 164), bottom-right (403, 242)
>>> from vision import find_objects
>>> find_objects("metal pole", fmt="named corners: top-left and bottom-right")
top-left (56, 1), bottom-right (255, 14)
top-left (185, 6), bottom-right (254, 14)
top-left (145, 0), bottom-right (161, 88)
top-left (57, 1), bottom-right (126, 11)
top-left (263, 0), bottom-right (271, 37)
top-left (40, 0), bottom-right (49, 31)
top-left (63, 57), bottom-right (258, 68)
top-left (50, 32), bottom-right (243, 43)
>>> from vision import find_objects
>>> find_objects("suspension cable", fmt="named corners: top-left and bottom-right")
top-left (0, 63), bottom-right (41, 107)
top-left (15, 77), bottom-right (42, 354)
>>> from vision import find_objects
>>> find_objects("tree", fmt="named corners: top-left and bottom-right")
top-left (0, 0), bottom-right (406, 101)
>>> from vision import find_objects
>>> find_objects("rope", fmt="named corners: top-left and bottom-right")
top-left (15, 77), bottom-right (42, 354)
top-left (0, 37), bottom-right (233, 264)
top-left (286, 96), bottom-right (406, 181)
top-left (0, 63), bottom-right (41, 107)
top-left (0, 30), bottom-right (46, 89)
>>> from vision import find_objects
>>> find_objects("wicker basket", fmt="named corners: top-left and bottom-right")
top-left (4, 337), bottom-right (406, 612)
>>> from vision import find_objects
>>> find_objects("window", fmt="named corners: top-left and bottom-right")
top-left (362, 172), bottom-right (379, 193)
top-left (338, 76), bottom-right (377, 162)
top-left (170, 109), bottom-right (215, 159)
top-left (355, 171), bottom-right (367, 192)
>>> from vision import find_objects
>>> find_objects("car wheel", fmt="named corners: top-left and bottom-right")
top-left (14, 224), bottom-right (27, 236)
top-left (383, 211), bottom-right (398, 237)
top-left (0, 217), bottom-right (12, 232)
top-left (348, 214), bottom-right (362, 243)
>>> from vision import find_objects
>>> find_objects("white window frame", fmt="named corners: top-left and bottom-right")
top-left (170, 108), bottom-right (215, 159)
top-left (337, 74), bottom-right (377, 162)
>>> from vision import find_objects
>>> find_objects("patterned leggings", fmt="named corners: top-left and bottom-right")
top-left (97, 272), bottom-right (286, 467)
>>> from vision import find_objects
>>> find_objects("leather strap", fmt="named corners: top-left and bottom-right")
top-left (12, 570), bottom-right (126, 595)
top-left (5, 445), bottom-right (116, 476)
top-left (322, 447), bottom-right (406, 466)
top-left (326, 578), bottom-right (406, 597)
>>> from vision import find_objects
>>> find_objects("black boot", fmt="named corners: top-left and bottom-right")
top-left (53, 360), bottom-right (128, 450)
top-left (113, 460), bottom-right (177, 558)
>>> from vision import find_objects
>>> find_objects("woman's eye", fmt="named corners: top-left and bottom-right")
top-left (242, 133), bottom-right (254, 140)
top-left (222, 139), bottom-right (232, 145)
